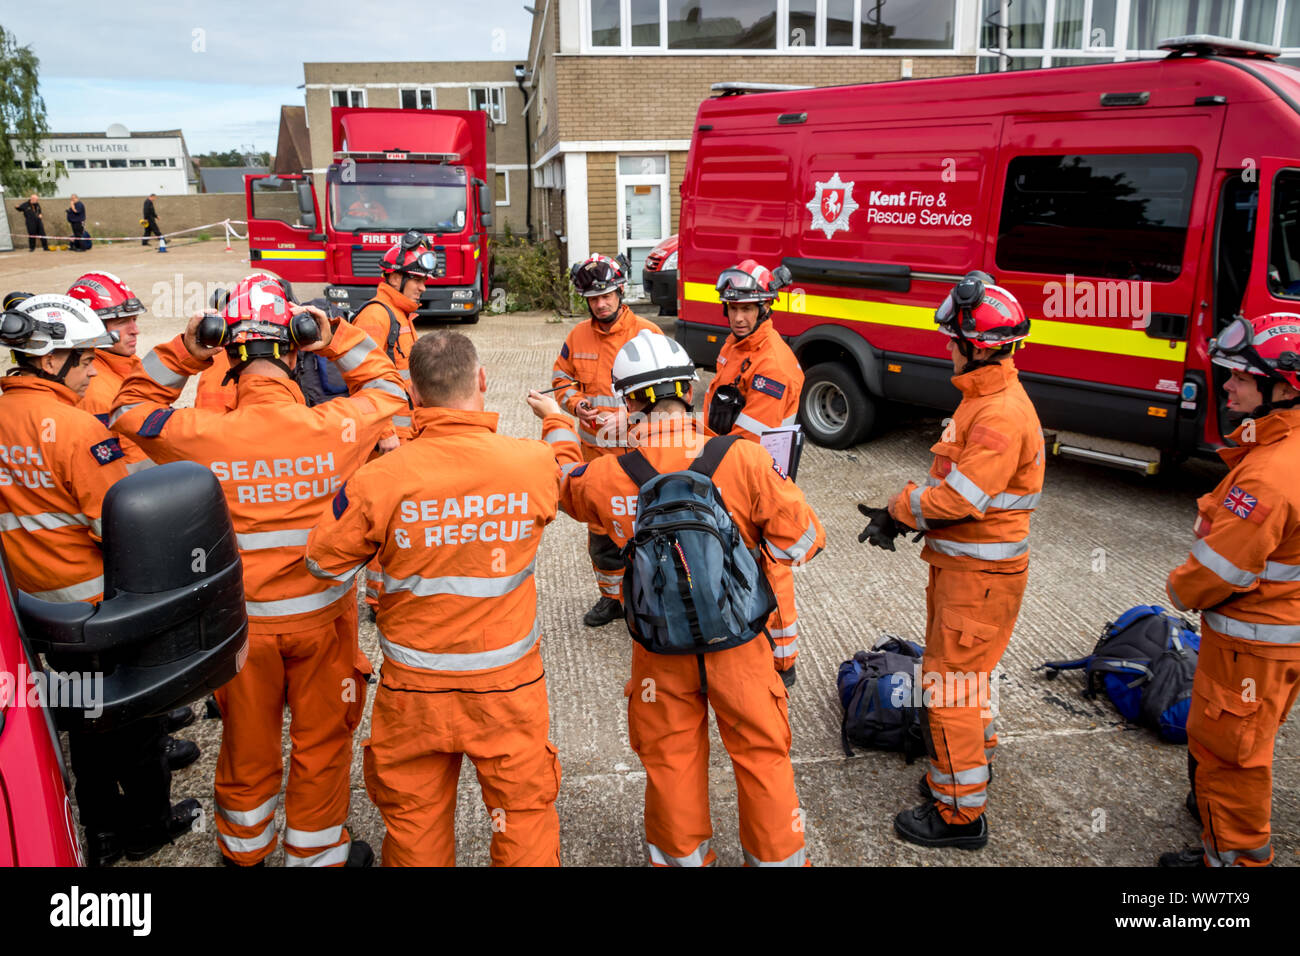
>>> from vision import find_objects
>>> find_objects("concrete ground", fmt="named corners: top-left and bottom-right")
top-left (4, 242), bottom-right (1295, 867)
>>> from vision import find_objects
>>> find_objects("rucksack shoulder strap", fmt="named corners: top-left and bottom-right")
top-left (357, 299), bottom-right (402, 361)
top-left (616, 449), bottom-right (658, 488)
top-left (689, 434), bottom-right (742, 479)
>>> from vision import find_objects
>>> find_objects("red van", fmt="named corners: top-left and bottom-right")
top-left (676, 36), bottom-right (1300, 472)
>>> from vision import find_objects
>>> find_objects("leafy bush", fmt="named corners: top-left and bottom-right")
top-left (490, 230), bottom-right (573, 313)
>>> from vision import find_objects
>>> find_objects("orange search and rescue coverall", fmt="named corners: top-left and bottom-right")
top-left (1166, 407), bottom-right (1300, 867)
top-left (548, 413), bottom-right (824, 866)
top-left (888, 359), bottom-right (1044, 825)
top-left (702, 318), bottom-right (805, 672)
top-left (551, 304), bottom-right (663, 604)
top-left (79, 350), bottom-right (151, 472)
top-left (306, 405), bottom-right (579, 866)
top-left (112, 321), bottom-right (408, 866)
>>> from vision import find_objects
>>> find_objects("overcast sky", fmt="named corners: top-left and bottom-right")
top-left (3, 1), bottom-right (534, 154)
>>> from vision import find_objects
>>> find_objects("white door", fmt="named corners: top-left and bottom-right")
top-left (616, 154), bottom-right (670, 298)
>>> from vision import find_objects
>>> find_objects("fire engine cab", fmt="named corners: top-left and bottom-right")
top-left (676, 35), bottom-right (1300, 472)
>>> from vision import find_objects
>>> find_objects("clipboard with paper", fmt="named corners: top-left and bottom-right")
top-left (760, 425), bottom-right (805, 481)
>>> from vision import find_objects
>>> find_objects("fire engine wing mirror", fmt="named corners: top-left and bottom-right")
top-left (771, 265), bottom-right (793, 291)
top-left (474, 178), bottom-right (493, 229)
top-left (17, 462), bottom-right (249, 733)
top-left (296, 182), bottom-right (314, 216)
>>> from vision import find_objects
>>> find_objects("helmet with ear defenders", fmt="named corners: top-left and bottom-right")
top-left (202, 280), bottom-right (319, 359)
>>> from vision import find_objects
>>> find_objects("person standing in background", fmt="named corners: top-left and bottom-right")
top-left (142, 194), bottom-right (161, 245)
top-left (17, 194), bottom-right (48, 251)
top-left (67, 195), bottom-right (88, 251)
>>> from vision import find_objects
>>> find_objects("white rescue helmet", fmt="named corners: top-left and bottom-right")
top-left (1, 293), bottom-right (117, 356)
top-left (611, 329), bottom-right (698, 404)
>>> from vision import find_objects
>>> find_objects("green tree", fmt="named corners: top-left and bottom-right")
top-left (197, 149), bottom-right (271, 167)
top-left (0, 25), bottom-right (62, 196)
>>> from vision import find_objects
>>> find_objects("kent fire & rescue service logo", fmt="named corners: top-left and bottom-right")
top-left (806, 172), bottom-right (859, 239)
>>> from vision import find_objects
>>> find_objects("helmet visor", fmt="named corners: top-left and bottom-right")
top-left (1210, 317), bottom-right (1253, 357)
top-left (716, 268), bottom-right (774, 302)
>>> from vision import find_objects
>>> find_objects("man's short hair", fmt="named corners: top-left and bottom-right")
top-left (409, 330), bottom-right (478, 406)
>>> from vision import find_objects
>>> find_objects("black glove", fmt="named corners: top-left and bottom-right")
top-left (779, 663), bottom-right (796, 690)
top-left (857, 503), bottom-right (901, 551)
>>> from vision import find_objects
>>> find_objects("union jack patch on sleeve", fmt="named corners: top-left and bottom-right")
top-left (1223, 485), bottom-right (1258, 519)
top-left (772, 461), bottom-right (788, 481)
top-left (89, 438), bottom-right (124, 466)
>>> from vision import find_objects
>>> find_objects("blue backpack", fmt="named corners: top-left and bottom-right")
top-left (836, 636), bottom-right (927, 761)
top-left (1041, 605), bottom-right (1200, 743)
top-left (616, 435), bottom-right (776, 655)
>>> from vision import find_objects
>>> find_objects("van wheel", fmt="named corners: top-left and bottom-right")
top-left (800, 362), bottom-right (875, 449)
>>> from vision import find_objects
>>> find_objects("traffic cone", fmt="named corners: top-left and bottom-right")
top-left (158, 235), bottom-right (168, 253)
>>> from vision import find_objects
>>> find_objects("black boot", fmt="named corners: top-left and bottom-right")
top-left (919, 762), bottom-right (992, 801)
top-left (124, 798), bottom-right (201, 861)
top-left (894, 800), bottom-right (988, 850)
top-left (1159, 845), bottom-right (1206, 867)
top-left (583, 596), bottom-right (623, 627)
top-left (85, 830), bottom-right (124, 868)
top-left (164, 705), bottom-right (196, 733)
top-left (346, 840), bottom-right (375, 868)
top-left (163, 736), bottom-right (200, 771)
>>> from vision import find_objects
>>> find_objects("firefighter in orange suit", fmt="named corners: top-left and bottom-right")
top-left (308, 330), bottom-right (576, 866)
top-left (351, 232), bottom-right (428, 619)
top-left (0, 294), bottom-right (198, 866)
top-left (194, 275), bottom-right (295, 414)
top-left (532, 329), bottom-right (825, 867)
top-left (112, 280), bottom-right (408, 867)
top-left (1160, 312), bottom-right (1300, 868)
top-left (551, 253), bottom-right (663, 628)
top-left (702, 260), bottom-right (805, 684)
top-left (861, 272), bottom-right (1043, 850)
top-left (69, 272), bottom-right (152, 473)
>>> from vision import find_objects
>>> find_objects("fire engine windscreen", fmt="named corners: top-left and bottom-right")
top-left (329, 162), bottom-right (468, 233)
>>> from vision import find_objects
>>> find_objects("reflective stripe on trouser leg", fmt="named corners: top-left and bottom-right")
top-left (922, 565), bottom-right (1025, 825)
top-left (764, 556), bottom-right (799, 669)
top-left (983, 716), bottom-right (997, 762)
top-left (588, 530), bottom-right (624, 600)
top-left (1186, 623), bottom-right (1300, 868)
top-left (365, 556), bottom-right (382, 606)
top-left (281, 603), bottom-right (362, 866)
top-left (214, 631), bottom-right (287, 865)
top-left (627, 644), bottom-right (717, 867)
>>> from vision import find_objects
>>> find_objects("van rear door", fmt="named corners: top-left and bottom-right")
top-left (1238, 156), bottom-right (1300, 320)
top-left (243, 173), bottom-right (328, 283)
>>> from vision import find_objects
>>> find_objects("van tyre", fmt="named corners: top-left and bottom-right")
top-left (799, 362), bottom-right (875, 449)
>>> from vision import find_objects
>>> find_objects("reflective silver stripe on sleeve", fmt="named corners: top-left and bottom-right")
top-left (594, 570), bottom-right (623, 585)
top-left (305, 557), bottom-right (365, 584)
top-left (1192, 539), bottom-right (1258, 588)
top-left (773, 637), bottom-right (799, 659)
top-left (733, 411), bottom-right (770, 435)
top-left (578, 424), bottom-right (617, 447)
top-left (24, 575), bottom-right (105, 603)
top-left (742, 845), bottom-right (807, 867)
top-left (770, 621), bottom-right (798, 639)
top-left (285, 841), bottom-right (350, 867)
top-left (928, 764), bottom-right (991, 786)
top-left (931, 790), bottom-right (988, 808)
top-left (378, 621), bottom-right (540, 672)
top-left (382, 561), bottom-right (535, 599)
top-left (561, 461), bottom-right (583, 477)
top-left (765, 520), bottom-right (818, 563)
top-left (125, 459), bottom-right (154, 475)
top-left (648, 840), bottom-right (710, 867)
top-left (909, 486), bottom-right (928, 532)
top-left (335, 335), bottom-right (378, 372)
top-left (236, 528), bottom-right (312, 550)
top-left (142, 350), bottom-right (188, 389)
top-left (217, 820), bottom-right (277, 854)
top-left (0, 511), bottom-right (92, 533)
top-left (366, 569), bottom-right (382, 582)
top-left (926, 475), bottom-right (943, 488)
top-left (1203, 611), bottom-right (1300, 644)
top-left (925, 536), bottom-right (1029, 561)
top-left (1262, 560), bottom-right (1300, 582)
top-left (244, 579), bottom-right (353, 617)
top-left (284, 824), bottom-right (344, 850)
top-left (398, 368), bottom-right (411, 381)
top-left (108, 403), bottom-right (142, 427)
top-left (216, 795), bottom-right (278, 828)
top-left (392, 415), bottom-right (413, 429)
top-left (589, 395), bottom-right (622, 408)
top-left (781, 413), bottom-right (799, 427)
top-left (362, 378), bottom-right (407, 399)
top-left (546, 428), bottom-right (581, 446)
top-left (944, 466), bottom-right (992, 513)
top-left (89, 517), bottom-right (103, 537)
top-left (989, 491), bottom-right (1041, 510)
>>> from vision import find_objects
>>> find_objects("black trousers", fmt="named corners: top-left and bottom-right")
top-left (25, 224), bottom-right (48, 251)
top-left (69, 222), bottom-right (86, 250)
top-left (142, 219), bottom-right (161, 244)
top-left (68, 714), bottom-right (171, 835)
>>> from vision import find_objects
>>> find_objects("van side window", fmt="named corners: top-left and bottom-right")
top-left (996, 153), bottom-right (1198, 282)
top-left (1266, 169), bottom-right (1300, 300)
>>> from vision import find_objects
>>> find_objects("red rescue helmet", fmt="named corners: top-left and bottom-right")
top-left (570, 254), bottom-right (630, 297)
top-left (935, 272), bottom-right (1030, 349)
top-left (209, 271), bottom-right (295, 312)
top-left (381, 230), bottom-right (438, 278)
top-left (195, 282), bottom-right (319, 356)
top-left (66, 271), bottom-right (145, 322)
top-left (715, 260), bottom-right (790, 304)
top-left (1210, 313), bottom-right (1300, 392)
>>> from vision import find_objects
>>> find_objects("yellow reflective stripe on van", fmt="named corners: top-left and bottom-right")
top-left (259, 249), bottom-right (327, 260)
top-left (682, 282), bottom-right (1186, 364)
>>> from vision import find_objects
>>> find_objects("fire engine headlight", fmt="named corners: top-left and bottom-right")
top-left (451, 290), bottom-right (474, 300)
top-left (327, 288), bottom-right (350, 301)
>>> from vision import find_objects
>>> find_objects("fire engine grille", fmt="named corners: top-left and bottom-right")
top-left (350, 248), bottom-right (445, 278)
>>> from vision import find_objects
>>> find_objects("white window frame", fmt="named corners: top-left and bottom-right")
top-left (581, 0), bottom-right (959, 54)
top-left (495, 169), bottom-right (511, 206)
top-left (469, 86), bottom-right (507, 124)
top-left (331, 88), bottom-right (366, 108)
top-left (398, 87), bottom-right (437, 109)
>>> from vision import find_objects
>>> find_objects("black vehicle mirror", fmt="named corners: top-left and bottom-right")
top-left (18, 462), bottom-right (248, 733)
top-left (296, 181), bottom-right (314, 216)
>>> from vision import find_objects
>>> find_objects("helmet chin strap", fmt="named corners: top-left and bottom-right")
top-left (588, 290), bottom-right (623, 323)
top-left (14, 349), bottom-right (82, 385)
top-left (222, 346), bottom-right (294, 385)
top-left (1244, 376), bottom-right (1300, 419)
